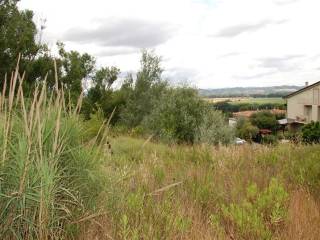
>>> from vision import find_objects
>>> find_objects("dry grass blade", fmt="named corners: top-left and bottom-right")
top-left (71, 212), bottom-right (107, 224)
top-left (74, 91), bottom-right (83, 115)
top-left (142, 134), bottom-right (154, 148)
top-left (54, 59), bottom-right (59, 94)
top-left (98, 107), bottom-right (116, 148)
top-left (0, 73), bottom-right (7, 112)
top-left (147, 181), bottom-right (183, 196)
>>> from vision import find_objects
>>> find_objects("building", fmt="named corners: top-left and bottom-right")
top-left (284, 81), bottom-right (320, 123)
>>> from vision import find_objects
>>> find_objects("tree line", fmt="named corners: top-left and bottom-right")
top-left (0, 0), bottom-right (234, 144)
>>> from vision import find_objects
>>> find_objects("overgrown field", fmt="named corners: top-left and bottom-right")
top-left (0, 68), bottom-right (319, 240)
top-left (83, 136), bottom-right (320, 240)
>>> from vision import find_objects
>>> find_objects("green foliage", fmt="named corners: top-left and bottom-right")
top-left (143, 87), bottom-right (233, 144)
top-left (288, 148), bottom-right (320, 194)
top-left (302, 121), bottom-right (320, 144)
top-left (250, 111), bottom-right (279, 131)
top-left (221, 178), bottom-right (288, 239)
top-left (82, 67), bottom-right (125, 123)
top-left (57, 42), bottom-right (96, 101)
top-left (93, 66), bottom-right (120, 90)
top-left (262, 135), bottom-right (278, 145)
top-left (121, 50), bottom-right (168, 127)
top-left (0, 0), bottom-right (49, 89)
top-left (284, 130), bottom-right (301, 142)
top-left (144, 87), bottom-right (204, 143)
top-left (0, 80), bottom-right (106, 238)
top-left (236, 117), bottom-right (259, 141)
top-left (196, 107), bottom-right (235, 145)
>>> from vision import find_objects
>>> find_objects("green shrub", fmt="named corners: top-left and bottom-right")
top-left (236, 117), bottom-right (259, 141)
top-left (144, 87), bottom-right (204, 143)
top-left (145, 87), bottom-right (233, 144)
top-left (288, 147), bottom-right (320, 194)
top-left (284, 130), bottom-right (301, 142)
top-left (302, 121), bottom-right (320, 143)
top-left (262, 135), bottom-right (278, 145)
top-left (250, 111), bottom-right (279, 131)
top-left (221, 178), bottom-right (288, 239)
top-left (196, 108), bottom-right (235, 145)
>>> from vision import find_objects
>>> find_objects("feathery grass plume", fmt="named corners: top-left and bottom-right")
top-left (0, 60), bottom-right (107, 239)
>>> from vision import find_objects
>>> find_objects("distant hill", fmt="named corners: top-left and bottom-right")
top-left (199, 85), bottom-right (302, 98)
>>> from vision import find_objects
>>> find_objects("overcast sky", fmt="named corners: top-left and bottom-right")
top-left (19, 0), bottom-right (320, 89)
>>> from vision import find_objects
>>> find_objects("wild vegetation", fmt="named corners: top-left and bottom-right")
top-left (80, 136), bottom-right (320, 240)
top-left (0, 62), bottom-right (107, 239)
top-left (1, 1), bottom-right (320, 239)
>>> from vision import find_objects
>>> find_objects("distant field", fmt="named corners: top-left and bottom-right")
top-left (204, 97), bottom-right (285, 105)
top-left (230, 97), bottom-right (285, 105)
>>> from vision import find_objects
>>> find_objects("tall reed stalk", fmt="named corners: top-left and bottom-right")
top-left (0, 60), bottom-right (106, 239)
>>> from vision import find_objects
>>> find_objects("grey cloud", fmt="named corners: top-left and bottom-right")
top-left (215, 19), bottom-right (287, 38)
top-left (257, 55), bottom-right (304, 71)
top-left (234, 71), bottom-right (277, 80)
top-left (63, 18), bottom-right (177, 48)
top-left (235, 55), bottom-right (305, 80)
top-left (95, 47), bottom-right (138, 57)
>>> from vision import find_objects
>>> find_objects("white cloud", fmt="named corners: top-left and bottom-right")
top-left (19, 0), bottom-right (320, 88)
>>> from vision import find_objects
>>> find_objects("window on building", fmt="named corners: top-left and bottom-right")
top-left (304, 105), bottom-right (312, 122)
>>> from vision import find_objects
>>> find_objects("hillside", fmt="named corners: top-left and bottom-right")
top-left (199, 85), bottom-right (302, 97)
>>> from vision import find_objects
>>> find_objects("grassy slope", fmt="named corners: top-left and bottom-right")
top-left (82, 136), bottom-right (320, 240)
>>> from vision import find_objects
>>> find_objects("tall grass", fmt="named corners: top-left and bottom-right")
top-left (83, 136), bottom-right (320, 239)
top-left (0, 61), bottom-right (106, 239)
top-left (1, 61), bottom-right (319, 239)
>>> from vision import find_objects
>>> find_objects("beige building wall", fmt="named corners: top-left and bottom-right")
top-left (286, 84), bottom-right (320, 123)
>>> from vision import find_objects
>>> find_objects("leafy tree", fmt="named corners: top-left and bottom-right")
top-left (144, 87), bottom-right (233, 144)
top-left (82, 66), bottom-right (128, 124)
top-left (236, 118), bottom-right (259, 141)
top-left (0, 0), bottom-right (46, 88)
top-left (0, 0), bottom-right (60, 97)
top-left (302, 121), bottom-right (320, 144)
top-left (144, 87), bottom-right (204, 143)
top-left (250, 111), bottom-right (278, 131)
top-left (196, 107), bottom-right (234, 145)
top-left (57, 42), bottom-right (96, 101)
top-left (121, 50), bottom-right (167, 127)
top-left (93, 66), bottom-right (120, 91)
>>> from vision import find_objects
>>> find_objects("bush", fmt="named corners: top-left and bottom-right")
top-left (196, 108), bottom-right (235, 145)
top-left (143, 88), bottom-right (205, 143)
top-left (284, 130), bottom-right (301, 143)
top-left (221, 178), bottom-right (288, 239)
top-left (250, 111), bottom-right (279, 131)
top-left (302, 121), bottom-right (320, 144)
top-left (144, 87), bottom-right (233, 144)
top-left (236, 117), bottom-right (259, 141)
top-left (262, 135), bottom-right (278, 145)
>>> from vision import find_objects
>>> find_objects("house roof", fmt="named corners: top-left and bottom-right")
top-left (283, 81), bottom-right (320, 99)
top-left (277, 118), bottom-right (304, 125)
